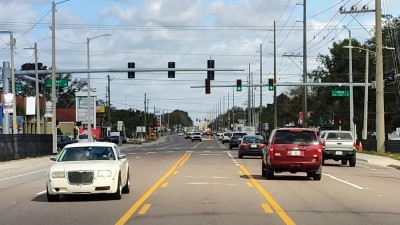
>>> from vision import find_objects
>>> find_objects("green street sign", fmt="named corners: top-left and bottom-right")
top-left (45, 79), bottom-right (68, 88)
top-left (331, 90), bottom-right (349, 97)
top-left (16, 83), bottom-right (22, 92)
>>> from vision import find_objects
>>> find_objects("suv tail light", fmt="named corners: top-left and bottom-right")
top-left (321, 141), bottom-right (326, 148)
top-left (241, 142), bottom-right (249, 148)
top-left (353, 142), bottom-right (356, 150)
top-left (259, 143), bottom-right (265, 148)
top-left (269, 144), bottom-right (274, 159)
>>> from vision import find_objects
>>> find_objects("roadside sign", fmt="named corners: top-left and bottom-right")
top-left (117, 121), bottom-right (123, 131)
top-left (331, 90), bottom-right (349, 97)
top-left (16, 83), bottom-right (22, 92)
top-left (45, 79), bottom-right (68, 88)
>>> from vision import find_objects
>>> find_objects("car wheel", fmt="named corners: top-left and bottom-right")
top-left (191, 139), bottom-right (193, 142)
top-left (238, 151), bottom-right (243, 159)
top-left (313, 166), bottom-right (322, 181)
top-left (306, 171), bottom-right (313, 177)
top-left (322, 158), bottom-right (326, 166)
top-left (349, 156), bottom-right (356, 167)
top-left (46, 186), bottom-right (59, 202)
top-left (122, 170), bottom-right (130, 194)
top-left (229, 145), bottom-right (233, 150)
top-left (261, 161), bottom-right (266, 177)
top-left (341, 159), bottom-right (348, 165)
top-left (113, 175), bottom-right (122, 200)
top-left (265, 164), bottom-right (274, 180)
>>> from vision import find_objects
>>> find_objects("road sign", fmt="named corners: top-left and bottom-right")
top-left (117, 121), bottom-right (123, 131)
top-left (45, 79), bottom-right (68, 88)
top-left (331, 90), bottom-right (349, 97)
top-left (16, 83), bottom-right (22, 92)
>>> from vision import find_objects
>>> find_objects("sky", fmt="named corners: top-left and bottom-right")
top-left (0, 0), bottom-right (399, 125)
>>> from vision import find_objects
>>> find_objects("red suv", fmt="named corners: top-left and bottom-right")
top-left (262, 128), bottom-right (323, 180)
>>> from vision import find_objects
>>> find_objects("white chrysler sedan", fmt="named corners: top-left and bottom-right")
top-left (46, 142), bottom-right (130, 202)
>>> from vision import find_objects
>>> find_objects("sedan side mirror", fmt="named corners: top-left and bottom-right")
top-left (118, 153), bottom-right (127, 159)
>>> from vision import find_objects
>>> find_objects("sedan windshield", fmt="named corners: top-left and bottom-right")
top-left (58, 147), bottom-right (115, 161)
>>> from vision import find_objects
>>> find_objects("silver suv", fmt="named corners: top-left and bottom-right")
top-left (320, 130), bottom-right (356, 167)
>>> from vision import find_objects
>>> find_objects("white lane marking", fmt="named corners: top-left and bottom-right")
top-left (358, 165), bottom-right (370, 169)
top-left (186, 182), bottom-right (238, 186)
top-left (127, 153), bottom-right (137, 155)
top-left (145, 152), bottom-right (156, 155)
top-left (184, 176), bottom-right (229, 179)
top-left (0, 169), bottom-right (47, 182)
top-left (135, 156), bottom-right (140, 159)
top-left (196, 154), bottom-right (223, 156)
top-left (35, 190), bottom-right (46, 196)
top-left (323, 173), bottom-right (367, 190)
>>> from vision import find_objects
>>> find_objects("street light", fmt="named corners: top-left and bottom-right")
top-left (86, 34), bottom-right (111, 141)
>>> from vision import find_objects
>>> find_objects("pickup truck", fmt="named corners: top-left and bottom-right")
top-left (320, 130), bottom-right (356, 167)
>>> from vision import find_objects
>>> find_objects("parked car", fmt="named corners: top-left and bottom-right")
top-left (320, 130), bottom-right (356, 166)
top-left (238, 135), bottom-right (265, 158)
top-left (221, 132), bottom-right (232, 144)
top-left (191, 132), bottom-right (203, 142)
top-left (46, 142), bottom-right (130, 201)
top-left (57, 135), bottom-right (78, 151)
top-left (177, 131), bottom-right (184, 136)
top-left (229, 132), bottom-right (247, 149)
top-left (261, 128), bottom-right (323, 180)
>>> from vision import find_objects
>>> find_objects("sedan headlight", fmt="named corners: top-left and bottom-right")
top-left (98, 170), bottom-right (112, 177)
top-left (52, 171), bottom-right (65, 178)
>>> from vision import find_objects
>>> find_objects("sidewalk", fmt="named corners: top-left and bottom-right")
top-left (357, 152), bottom-right (400, 169)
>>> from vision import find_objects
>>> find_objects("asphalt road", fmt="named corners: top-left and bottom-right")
top-left (1, 135), bottom-right (400, 225)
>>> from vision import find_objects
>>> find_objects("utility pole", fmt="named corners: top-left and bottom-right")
top-left (232, 87), bottom-right (235, 129)
top-left (107, 75), bottom-right (111, 123)
top-left (340, 3), bottom-right (382, 150)
top-left (34, 43), bottom-right (40, 134)
top-left (228, 92), bottom-right (230, 130)
top-left (51, 0), bottom-right (57, 153)
top-left (259, 43), bottom-right (263, 133)
top-left (248, 64), bottom-right (251, 126)
top-left (273, 21), bottom-right (278, 129)
top-left (302, 0), bottom-right (308, 128)
top-left (144, 93), bottom-right (147, 138)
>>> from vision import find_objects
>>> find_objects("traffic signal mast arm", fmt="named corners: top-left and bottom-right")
top-left (191, 82), bottom-right (374, 88)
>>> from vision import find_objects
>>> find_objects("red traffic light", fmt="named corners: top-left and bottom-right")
top-left (338, 119), bottom-right (342, 125)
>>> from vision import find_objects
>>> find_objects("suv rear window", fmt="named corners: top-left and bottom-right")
top-left (273, 130), bottom-right (317, 144)
top-left (326, 132), bottom-right (352, 140)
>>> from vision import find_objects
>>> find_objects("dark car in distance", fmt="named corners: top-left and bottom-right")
top-left (57, 135), bottom-right (78, 151)
top-left (262, 128), bottom-right (323, 180)
top-left (108, 136), bottom-right (127, 144)
top-left (238, 135), bottom-right (265, 158)
top-left (229, 132), bottom-right (247, 149)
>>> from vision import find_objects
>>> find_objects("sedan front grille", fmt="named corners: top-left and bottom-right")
top-left (68, 171), bottom-right (94, 185)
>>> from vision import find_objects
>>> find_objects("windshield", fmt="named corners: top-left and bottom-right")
top-left (326, 132), bottom-right (353, 140)
top-left (58, 146), bottom-right (115, 161)
top-left (243, 136), bottom-right (263, 143)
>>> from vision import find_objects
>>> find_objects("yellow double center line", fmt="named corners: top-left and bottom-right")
top-left (116, 152), bottom-right (191, 225)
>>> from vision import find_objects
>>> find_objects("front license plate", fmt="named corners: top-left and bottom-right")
top-left (336, 151), bottom-right (342, 155)
top-left (289, 150), bottom-right (301, 156)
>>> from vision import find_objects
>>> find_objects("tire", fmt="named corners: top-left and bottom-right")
top-left (261, 161), bottom-right (266, 177)
top-left (238, 151), bottom-right (243, 159)
top-left (191, 140), bottom-right (193, 142)
top-left (313, 166), bottom-right (322, 181)
top-left (122, 170), bottom-right (130, 194)
top-left (112, 175), bottom-right (122, 200)
top-left (341, 159), bottom-right (348, 165)
top-left (306, 171), bottom-right (313, 177)
top-left (229, 145), bottom-right (233, 150)
top-left (322, 158), bottom-right (326, 166)
top-left (265, 164), bottom-right (274, 180)
top-left (349, 156), bottom-right (356, 167)
top-left (46, 186), bottom-right (59, 202)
